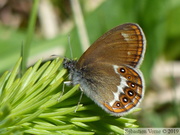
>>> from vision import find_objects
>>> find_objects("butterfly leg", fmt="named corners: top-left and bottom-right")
top-left (58, 81), bottom-right (83, 113)
top-left (57, 81), bottom-right (72, 102)
top-left (74, 87), bottom-right (84, 112)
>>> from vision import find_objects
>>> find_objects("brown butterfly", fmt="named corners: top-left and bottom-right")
top-left (63, 23), bottom-right (146, 116)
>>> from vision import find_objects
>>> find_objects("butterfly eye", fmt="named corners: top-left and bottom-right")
top-left (127, 81), bottom-right (137, 89)
top-left (119, 68), bottom-right (126, 73)
top-left (124, 74), bottom-right (134, 81)
top-left (128, 90), bottom-right (134, 96)
top-left (116, 102), bottom-right (121, 107)
top-left (130, 83), bottom-right (136, 88)
top-left (122, 97), bottom-right (128, 103)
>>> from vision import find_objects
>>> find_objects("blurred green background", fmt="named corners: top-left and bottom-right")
top-left (0, 0), bottom-right (179, 128)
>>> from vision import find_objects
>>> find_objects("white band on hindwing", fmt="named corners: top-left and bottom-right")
top-left (109, 65), bottom-right (128, 106)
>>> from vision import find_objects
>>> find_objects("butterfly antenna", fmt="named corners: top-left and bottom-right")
top-left (68, 34), bottom-right (73, 59)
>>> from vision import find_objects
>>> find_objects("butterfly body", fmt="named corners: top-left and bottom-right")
top-left (63, 23), bottom-right (146, 116)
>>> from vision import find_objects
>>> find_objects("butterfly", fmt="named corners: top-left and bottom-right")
top-left (63, 23), bottom-right (146, 116)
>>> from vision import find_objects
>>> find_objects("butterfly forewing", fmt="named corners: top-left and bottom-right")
top-left (77, 23), bottom-right (146, 69)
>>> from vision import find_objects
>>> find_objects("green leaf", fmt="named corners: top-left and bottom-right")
top-left (0, 57), bottom-right (139, 134)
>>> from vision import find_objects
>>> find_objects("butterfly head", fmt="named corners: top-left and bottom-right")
top-left (63, 58), bottom-right (77, 72)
